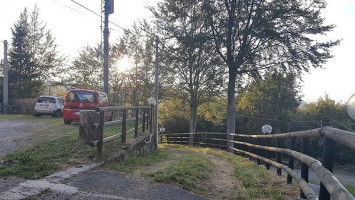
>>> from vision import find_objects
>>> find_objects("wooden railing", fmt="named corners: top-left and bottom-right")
top-left (161, 127), bottom-right (355, 200)
top-left (79, 106), bottom-right (154, 153)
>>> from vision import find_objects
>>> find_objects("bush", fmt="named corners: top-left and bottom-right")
top-left (8, 98), bottom-right (37, 115)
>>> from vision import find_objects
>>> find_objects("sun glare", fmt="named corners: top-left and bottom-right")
top-left (115, 56), bottom-right (133, 73)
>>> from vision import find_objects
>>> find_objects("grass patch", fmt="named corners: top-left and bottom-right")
top-left (151, 152), bottom-right (214, 191)
top-left (309, 179), bottom-right (320, 185)
top-left (0, 115), bottom-right (146, 179)
top-left (0, 115), bottom-right (96, 179)
top-left (345, 185), bottom-right (355, 195)
top-left (0, 129), bottom-right (95, 179)
top-left (105, 149), bottom-right (171, 174)
top-left (203, 148), bottom-right (297, 200)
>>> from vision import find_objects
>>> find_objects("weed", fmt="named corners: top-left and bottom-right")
top-left (151, 152), bottom-right (214, 191)
top-left (104, 149), bottom-right (171, 174)
top-left (345, 185), bottom-right (355, 195)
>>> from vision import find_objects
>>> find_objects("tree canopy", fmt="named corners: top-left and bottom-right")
top-left (202, 0), bottom-right (339, 135)
top-left (8, 6), bottom-right (64, 99)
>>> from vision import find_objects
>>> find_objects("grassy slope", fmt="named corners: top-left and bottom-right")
top-left (105, 144), bottom-right (300, 200)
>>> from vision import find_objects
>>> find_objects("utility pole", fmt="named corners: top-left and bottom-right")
top-left (103, 0), bottom-right (114, 95)
top-left (3, 40), bottom-right (8, 114)
top-left (154, 35), bottom-right (159, 148)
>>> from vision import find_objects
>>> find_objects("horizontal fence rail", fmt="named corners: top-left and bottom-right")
top-left (161, 127), bottom-right (355, 200)
top-left (79, 105), bottom-right (154, 153)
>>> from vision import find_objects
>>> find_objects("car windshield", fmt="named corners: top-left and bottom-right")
top-left (37, 97), bottom-right (56, 103)
top-left (67, 91), bottom-right (96, 103)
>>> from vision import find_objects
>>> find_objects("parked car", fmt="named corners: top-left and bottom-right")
top-left (34, 96), bottom-right (64, 117)
top-left (63, 89), bottom-right (112, 124)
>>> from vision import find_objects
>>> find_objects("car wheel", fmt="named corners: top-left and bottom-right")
top-left (52, 111), bottom-right (58, 117)
top-left (64, 120), bottom-right (72, 124)
top-left (56, 110), bottom-right (62, 117)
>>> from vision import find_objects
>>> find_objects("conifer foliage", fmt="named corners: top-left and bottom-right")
top-left (8, 6), bottom-right (64, 99)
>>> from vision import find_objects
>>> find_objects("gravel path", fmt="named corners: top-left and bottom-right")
top-left (0, 120), bottom-right (43, 155)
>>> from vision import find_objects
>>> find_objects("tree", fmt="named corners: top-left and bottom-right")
top-left (67, 45), bottom-right (103, 90)
top-left (66, 41), bottom-right (124, 92)
top-left (9, 6), bottom-right (64, 99)
top-left (236, 71), bottom-right (301, 133)
top-left (202, 0), bottom-right (339, 138)
top-left (151, 0), bottom-right (225, 133)
top-left (119, 22), bottom-right (155, 106)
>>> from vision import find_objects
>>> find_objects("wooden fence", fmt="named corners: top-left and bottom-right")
top-left (79, 106), bottom-right (154, 153)
top-left (161, 127), bottom-right (355, 200)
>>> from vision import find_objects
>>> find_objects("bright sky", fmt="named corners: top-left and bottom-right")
top-left (0, 0), bottom-right (354, 103)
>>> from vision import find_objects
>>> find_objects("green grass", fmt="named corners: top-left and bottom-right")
top-left (151, 151), bottom-right (214, 191)
top-left (104, 149), bottom-right (171, 174)
top-left (345, 185), bottom-right (355, 196)
top-left (204, 148), bottom-right (293, 200)
top-left (0, 117), bottom-right (95, 179)
top-left (0, 114), bottom-right (141, 179)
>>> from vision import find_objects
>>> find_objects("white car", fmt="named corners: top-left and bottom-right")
top-left (34, 96), bottom-right (64, 117)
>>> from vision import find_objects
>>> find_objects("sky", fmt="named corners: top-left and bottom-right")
top-left (0, 0), bottom-right (355, 103)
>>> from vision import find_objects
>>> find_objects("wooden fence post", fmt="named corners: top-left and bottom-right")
top-left (300, 137), bottom-right (309, 199)
top-left (319, 137), bottom-right (336, 200)
top-left (287, 138), bottom-right (296, 184)
top-left (276, 138), bottom-right (282, 175)
top-left (257, 138), bottom-right (261, 165)
top-left (121, 109), bottom-right (127, 143)
top-left (135, 109), bottom-right (139, 138)
top-left (265, 138), bottom-right (271, 170)
top-left (98, 111), bottom-right (105, 153)
top-left (79, 110), bottom-right (99, 145)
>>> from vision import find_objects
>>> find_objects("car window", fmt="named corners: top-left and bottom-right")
top-left (67, 91), bottom-right (97, 103)
top-left (38, 97), bottom-right (55, 103)
top-left (57, 98), bottom-right (64, 105)
top-left (99, 93), bottom-right (108, 104)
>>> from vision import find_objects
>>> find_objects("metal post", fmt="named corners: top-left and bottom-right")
top-left (276, 138), bottom-right (282, 175)
top-left (134, 109), bottom-right (138, 138)
top-left (154, 35), bottom-right (159, 149)
top-left (150, 105), bottom-right (153, 135)
top-left (287, 138), bottom-right (296, 184)
top-left (3, 40), bottom-right (8, 114)
top-left (319, 137), bottom-right (336, 200)
top-left (98, 111), bottom-right (105, 153)
top-left (103, 0), bottom-right (110, 95)
top-left (142, 109), bottom-right (146, 132)
top-left (121, 109), bottom-right (127, 143)
top-left (300, 137), bottom-right (309, 199)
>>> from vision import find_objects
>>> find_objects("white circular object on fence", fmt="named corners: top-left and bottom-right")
top-left (347, 94), bottom-right (355, 121)
top-left (262, 124), bottom-right (272, 134)
top-left (148, 97), bottom-right (156, 105)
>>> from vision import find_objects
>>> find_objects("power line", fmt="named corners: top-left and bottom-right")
top-left (51, 0), bottom-right (83, 14)
top-left (70, 0), bottom-right (128, 32)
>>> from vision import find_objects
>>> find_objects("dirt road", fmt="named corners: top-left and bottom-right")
top-left (0, 120), bottom-right (42, 155)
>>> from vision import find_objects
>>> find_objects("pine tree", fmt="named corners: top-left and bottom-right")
top-left (9, 6), bottom-right (64, 99)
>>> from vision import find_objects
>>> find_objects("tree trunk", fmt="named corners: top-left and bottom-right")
top-left (227, 69), bottom-right (236, 152)
top-left (189, 101), bottom-right (197, 133)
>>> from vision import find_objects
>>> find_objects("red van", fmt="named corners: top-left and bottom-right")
top-left (63, 89), bottom-right (112, 124)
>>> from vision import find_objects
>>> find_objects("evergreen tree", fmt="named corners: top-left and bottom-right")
top-left (8, 6), bottom-right (64, 99)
